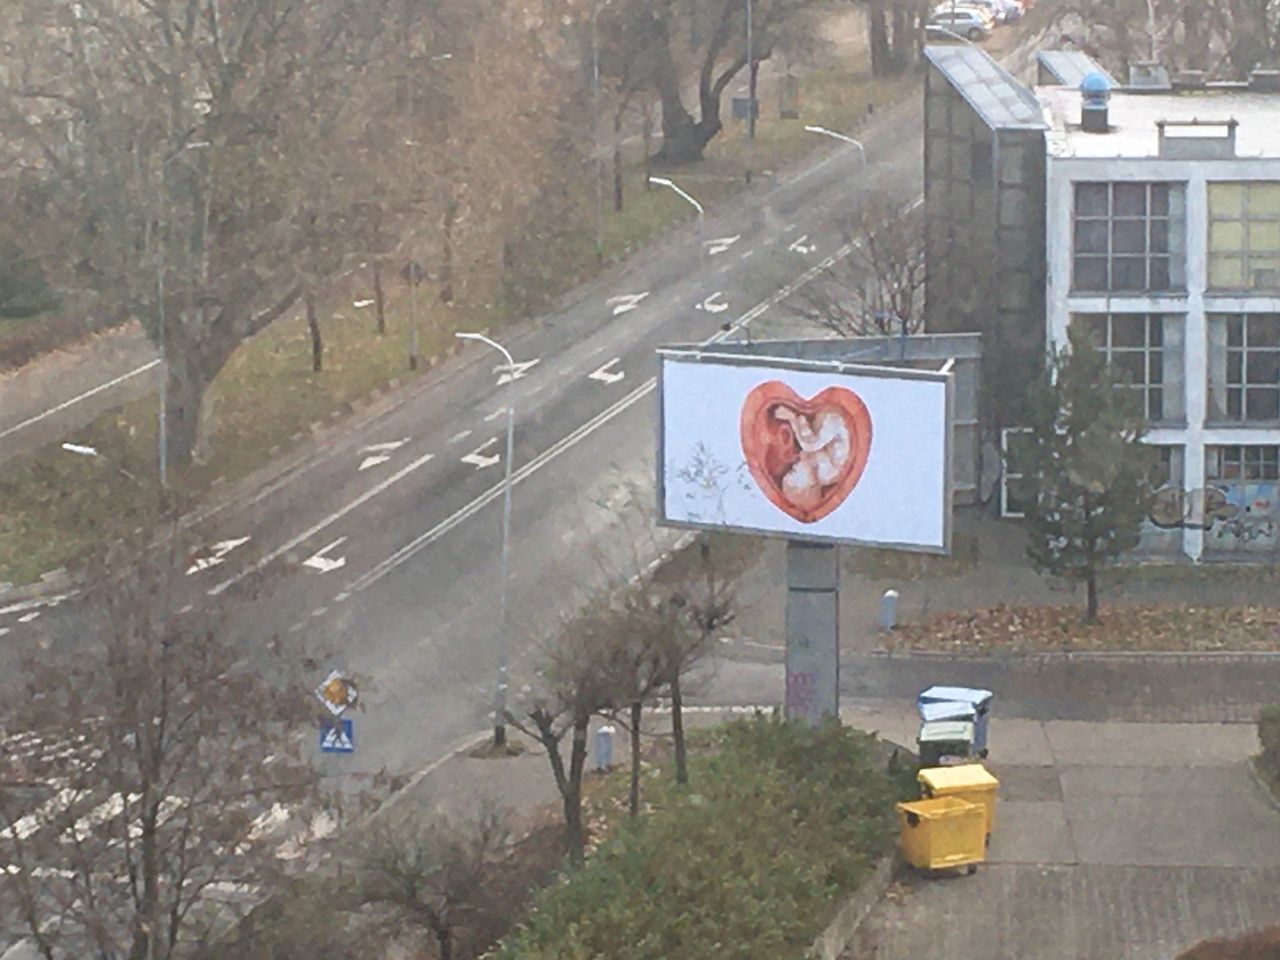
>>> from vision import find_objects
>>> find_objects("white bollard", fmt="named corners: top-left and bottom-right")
top-left (880, 589), bottom-right (900, 631)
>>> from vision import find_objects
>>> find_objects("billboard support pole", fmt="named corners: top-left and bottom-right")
top-left (784, 539), bottom-right (841, 726)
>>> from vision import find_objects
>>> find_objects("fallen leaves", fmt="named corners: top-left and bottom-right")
top-left (886, 603), bottom-right (1280, 653)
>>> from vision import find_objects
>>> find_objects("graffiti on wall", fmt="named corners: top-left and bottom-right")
top-left (1147, 483), bottom-right (1278, 550)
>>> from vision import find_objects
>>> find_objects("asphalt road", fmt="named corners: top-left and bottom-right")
top-left (3, 90), bottom-right (931, 780)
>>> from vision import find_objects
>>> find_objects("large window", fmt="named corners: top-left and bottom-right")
top-left (1207, 314), bottom-right (1280, 423)
top-left (1208, 182), bottom-right (1280, 291)
top-left (1073, 313), bottom-right (1184, 422)
top-left (1207, 445), bottom-right (1280, 482)
top-left (1072, 182), bottom-right (1186, 292)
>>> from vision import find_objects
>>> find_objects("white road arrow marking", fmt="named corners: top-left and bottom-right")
top-left (705, 234), bottom-right (741, 256)
top-left (461, 437), bottom-right (501, 469)
top-left (186, 537), bottom-right (251, 575)
top-left (358, 438), bottom-right (410, 471)
top-left (496, 359), bottom-right (540, 385)
top-left (588, 358), bottom-right (626, 385)
top-left (695, 291), bottom-right (729, 314)
top-left (303, 537), bottom-right (348, 574)
top-left (607, 292), bottom-right (649, 316)
top-left (788, 234), bottom-right (817, 255)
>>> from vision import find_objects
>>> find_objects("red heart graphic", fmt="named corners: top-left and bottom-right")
top-left (739, 381), bottom-right (872, 524)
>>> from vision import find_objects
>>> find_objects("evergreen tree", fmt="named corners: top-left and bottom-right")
top-left (1015, 326), bottom-right (1155, 623)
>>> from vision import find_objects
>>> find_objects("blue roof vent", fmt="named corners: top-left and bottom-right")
top-left (1080, 71), bottom-right (1111, 133)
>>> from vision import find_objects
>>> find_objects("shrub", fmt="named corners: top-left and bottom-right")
top-left (488, 713), bottom-right (912, 960)
top-left (1259, 705), bottom-right (1280, 779)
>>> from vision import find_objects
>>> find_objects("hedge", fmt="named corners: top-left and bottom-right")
top-left (487, 713), bottom-right (915, 960)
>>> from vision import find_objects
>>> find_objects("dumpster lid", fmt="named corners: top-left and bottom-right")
top-left (920, 700), bottom-right (976, 723)
top-left (917, 720), bottom-right (975, 743)
top-left (919, 764), bottom-right (999, 790)
top-left (897, 796), bottom-right (982, 819)
top-left (919, 686), bottom-right (993, 707)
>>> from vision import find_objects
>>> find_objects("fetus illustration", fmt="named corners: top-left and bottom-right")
top-left (739, 381), bottom-right (872, 523)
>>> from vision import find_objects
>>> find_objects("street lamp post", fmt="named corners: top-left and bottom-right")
top-left (455, 331), bottom-right (517, 748)
top-left (804, 125), bottom-right (867, 218)
top-left (648, 176), bottom-right (705, 258)
top-left (745, 0), bottom-right (755, 141)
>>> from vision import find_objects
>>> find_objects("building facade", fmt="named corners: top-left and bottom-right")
top-left (1041, 78), bottom-right (1280, 560)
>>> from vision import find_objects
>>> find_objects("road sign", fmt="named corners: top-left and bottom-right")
top-left (319, 717), bottom-right (354, 753)
top-left (315, 670), bottom-right (358, 716)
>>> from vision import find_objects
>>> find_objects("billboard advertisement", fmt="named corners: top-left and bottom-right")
top-left (658, 351), bottom-right (953, 553)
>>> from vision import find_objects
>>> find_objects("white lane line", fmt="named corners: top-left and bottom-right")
top-left (178, 603), bottom-right (195, 614)
top-left (208, 452), bottom-right (436, 596)
top-left (0, 360), bottom-right (160, 442)
top-left (334, 592), bottom-right (350, 603)
top-left (348, 383), bottom-right (657, 594)
top-left (311, 607), bottom-right (328, 619)
top-left (496, 359), bottom-right (540, 385)
top-left (588, 358), bottom-right (625, 384)
top-left (288, 622), bottom-right (304, 634)
top-left (448, 429), bottom-right (473, 444)
top-left (740, 249), bottom-right (755, 260)
top-left (0, 628), bottom-right (9, 638)
top-left (0, 595), bottom-right (71, 617)
top-left (483, 408), bottom-right (507, 423)
top-left (18, 611), bottom-right (41, 624)
top-left (460, 437), bottom-right (501, 469)
top-left (302, 537), bottom-right (348, 574)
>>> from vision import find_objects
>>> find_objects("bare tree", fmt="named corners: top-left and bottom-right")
top-left (789, 199), bottom-right (926, 338)
top-left (0, 541), bottom-right (328, 960)
top-left (506, 607), bottom-right (623, 867)
top-left (358, 808), bottom-right (509, 960)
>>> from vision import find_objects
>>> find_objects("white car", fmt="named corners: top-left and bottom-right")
top-left (927, 8), bottom-right (993, 40)
top-left (934, 0), bottom-right (999, 27)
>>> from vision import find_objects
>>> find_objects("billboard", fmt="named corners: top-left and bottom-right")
top-left (657, 350), bottom-right (953, 553)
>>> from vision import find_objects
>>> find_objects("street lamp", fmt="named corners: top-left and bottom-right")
top-left (804, 125), bottom-right (867, 218)
top-left (455, 331), bottom-right (517, 748)
top-left (648, 176), bottom-right (705, 258)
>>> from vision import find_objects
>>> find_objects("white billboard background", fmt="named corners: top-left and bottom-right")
top-left (659, 354), bottom-right (951, 552)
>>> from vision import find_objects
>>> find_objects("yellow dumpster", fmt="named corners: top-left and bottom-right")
top-left (895, 797), bottom-right (986, 874)
top-left (918, 764), bottom-right (1000, 841)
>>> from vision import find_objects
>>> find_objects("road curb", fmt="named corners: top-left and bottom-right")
top-left (810, 853), bottom-right (903, 960)
top-left (716, 637), bottom-right (1280, 667)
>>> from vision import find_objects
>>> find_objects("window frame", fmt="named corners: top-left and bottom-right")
top-left (1206, 445), bottom-right (1280, 482)
top-left (1072, 181), bottom-right (1186, 294)
top-left (1071, 313), bottom-right (1182, 424)
top-left (1209, 313), bottom-right (1280, 425)
top-left (1207, 181), bottom-right (1280, 293)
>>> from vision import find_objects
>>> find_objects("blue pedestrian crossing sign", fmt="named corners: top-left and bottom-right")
top-left (320, 717), bottom-right (355, 754)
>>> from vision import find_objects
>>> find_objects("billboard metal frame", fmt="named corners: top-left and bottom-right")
top-left (656, 348), bottom-right (956, 555)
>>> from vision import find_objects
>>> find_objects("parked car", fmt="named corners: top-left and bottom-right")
top-left (927, 8), bottom-right (992, 40)
top-left (994, 0), bottom-right (1024, 21)
top-left (935, 0), bottom-right (999, 27)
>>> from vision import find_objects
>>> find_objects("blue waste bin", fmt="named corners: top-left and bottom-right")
top-left (918, 687), bottom-right (993, 757)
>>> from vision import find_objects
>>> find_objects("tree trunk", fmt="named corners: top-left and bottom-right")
top-left (373, 261), bottom-right (386, 335)
top-left (890, 6), bottom-right (912, 71)
top-left (305, 290), bottom-right (322, 372)
top-left (1085, 571), bottom-right (1099, 624)
top-left (565, 718), bottom-right (589, 866)
top-left (440, 196), bottom-right (457, 305)
top-left (628, 700), bottom-right (642, 818)
top-left (652, 16), bottom-right (708, 164)
top-left (613, 113), bottom-right (625, 213)
top-left (163, 351), bottom-right (207, 470)
top-left (671, 673), bottom-right (688, 786)
top-left (436, 927), bottom-right (453, 960)
top-left (868, 2), bottom-right (891, 77)
top-left (642, 104), bottom-right (654, 187)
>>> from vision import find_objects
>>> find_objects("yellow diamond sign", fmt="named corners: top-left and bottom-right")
top-left (315, 670), bottom-right (358, 716)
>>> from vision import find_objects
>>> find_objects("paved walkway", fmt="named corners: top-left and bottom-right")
top-left (840, 703), bottom-right (1280, 960)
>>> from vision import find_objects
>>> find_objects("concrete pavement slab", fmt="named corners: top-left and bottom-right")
top-left (986, 718), bottom-right (1056, 766)
top-left (849, 864), bottom-right (1280, 960)
top-left (1043, 720), bottom-right (1260, 767)
top-left (988, 800), bottom-right (1078, 865)
top-left (1060, 765), bottom-right (1243, 800)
